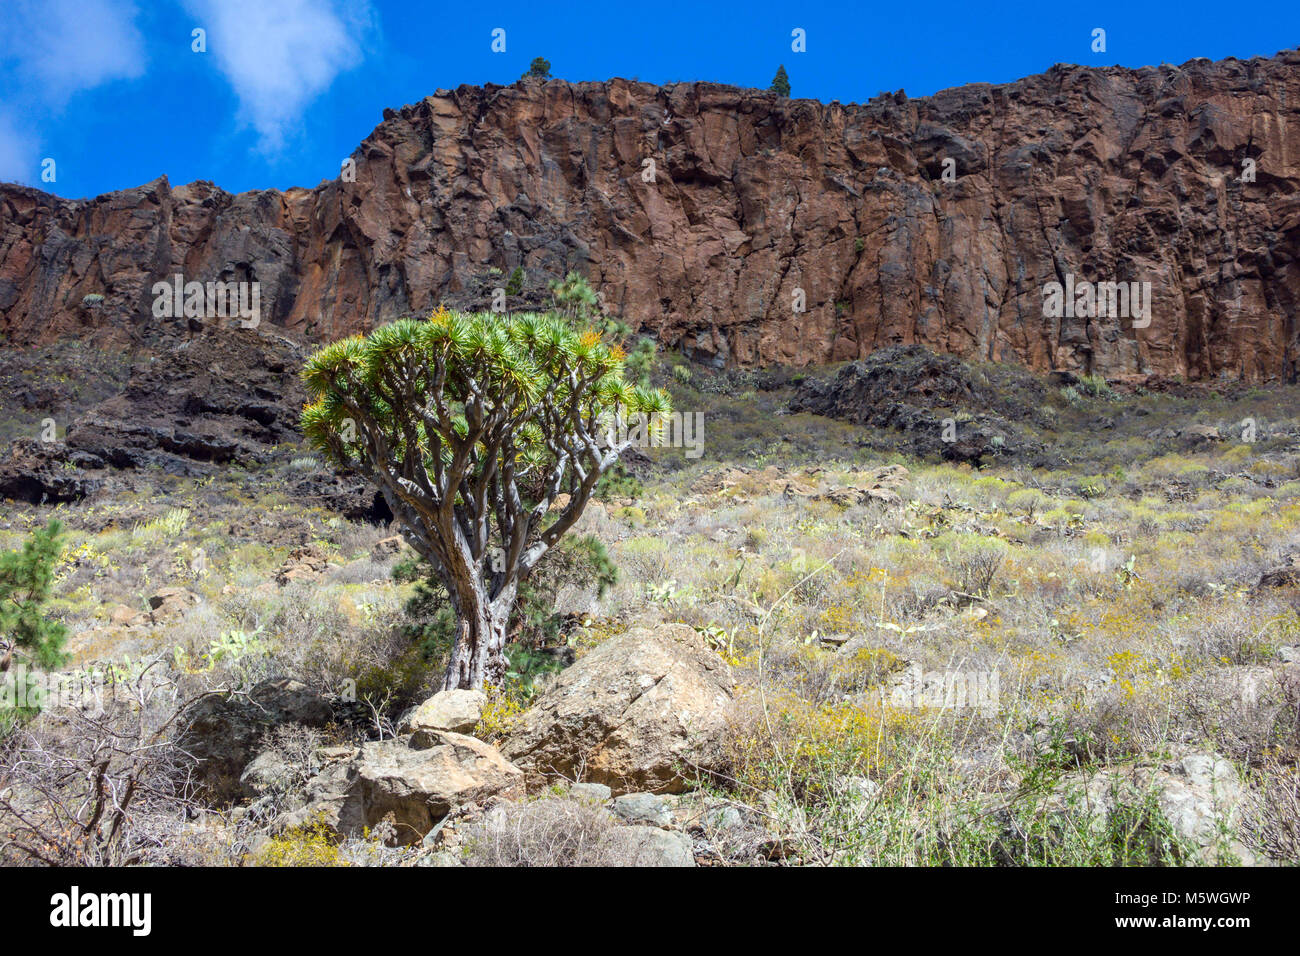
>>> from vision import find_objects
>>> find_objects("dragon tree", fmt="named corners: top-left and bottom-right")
top-left (301, 308), bottom-right (668, 690)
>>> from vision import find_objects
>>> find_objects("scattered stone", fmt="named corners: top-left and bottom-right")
top-left (275, 544), bottom-right (333, 585)
top-left (815, 485), bottom-right (902, 507)
top-left (675, 796), bottom-right (782, 863)
top-left (417, 850), bottom-right (465, 867)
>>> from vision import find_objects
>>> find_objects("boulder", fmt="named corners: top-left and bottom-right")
top-left (501, 624), bottom-right (735, 794)
top-left (567, 782), bottom-right (613, 804)
top-left (181, 679), bottom-right (334, 801)
top-left (789, 346), bottom-right (1045, 464)
top-left (403, 689), bottom-right (487, 738)
top-left (602, 826), bottom-right (695, 867)
top-left (1258, 553), bottom-right (1300, 589)
top-left (239, 748), bottom-right (299, 799)
top-left (1181, 423), bottom-right (1223, 442)
top-left (611, 792), bottom-right (675, 827)
top-left (1044, 750), bottom-right (1252, 864)
top-left (108, 604), bottom-right (143, 627)
top-left (146, 587), bottom-right (199, 623)
top-left (0, 438), bottom-right (103, 504)
top-left (281, 732), bottom-right (524, 846)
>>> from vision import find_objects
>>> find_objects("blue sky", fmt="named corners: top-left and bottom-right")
top-left (1, 0), bottom-right (1297, 199)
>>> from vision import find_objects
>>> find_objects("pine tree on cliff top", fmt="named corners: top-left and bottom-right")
top-left (770, 65), bottom-right (791, 97)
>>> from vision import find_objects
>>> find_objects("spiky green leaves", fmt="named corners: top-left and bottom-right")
top-left (300, 308), bottom-right (669, 473)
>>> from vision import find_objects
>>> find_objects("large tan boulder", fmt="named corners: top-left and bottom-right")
top-left (403, 689), bottom-right (487, 738)
top-left (501, 624), bottom-right (734, 795)
top-left (280, 731), bottom-right (524, 845)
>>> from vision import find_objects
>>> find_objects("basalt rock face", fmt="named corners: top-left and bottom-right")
top-left (790, 345), bottom-right (1049, 465)
top-left (3, 53), bottom-right (1300, 380)
top-left (0, 325), bottom-right (389, 517)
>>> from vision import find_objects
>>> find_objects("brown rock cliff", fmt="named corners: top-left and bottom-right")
top-left (3, 51), bottom-right (1299, 380)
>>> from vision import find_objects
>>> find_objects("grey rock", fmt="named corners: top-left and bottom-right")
top-left (604, 826), bottom-right (696, 867)
top-left (612, 792), bottom-right (674, 827)
top-left (278, 732), bottom-right (524, 846)
top-left (568, 782), bottom-right (613, 804)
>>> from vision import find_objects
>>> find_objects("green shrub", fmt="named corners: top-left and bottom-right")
top-left (1, 519), bottom-right (69, 672)
top-left (1080, 374), bottom-right (1115, 399)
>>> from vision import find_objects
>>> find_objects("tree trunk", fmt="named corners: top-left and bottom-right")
top-left (442, 596), bottom-right (510, 691)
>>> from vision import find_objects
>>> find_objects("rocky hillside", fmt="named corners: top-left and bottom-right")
top-left (2, 52), bottom-right (1300, 381)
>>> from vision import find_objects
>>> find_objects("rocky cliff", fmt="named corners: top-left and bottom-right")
top-left (3, 51), bottom-right (1300, 380)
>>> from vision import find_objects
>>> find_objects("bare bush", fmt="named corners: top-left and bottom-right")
top-left (239, 723), bottom-right (325, 814)
top-left (948, 550), bottom-right (1004, 599)
top-left (1242, 760), bottom-right (1300, 864)
top-left (323, 558), bottom-right (390, 586)
top-left (0, 660), bottom-right (222, 866)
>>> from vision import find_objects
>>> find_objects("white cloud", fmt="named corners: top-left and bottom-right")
top-left (0, 110), bottom-right (39, 185)
top-left (182, 0), bottom-right (372, 150)
top-left (0, 0), bottom-right (146, 103)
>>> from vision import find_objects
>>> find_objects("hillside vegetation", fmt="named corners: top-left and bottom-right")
top-left (2, 336), bottom-right (1298, 866)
